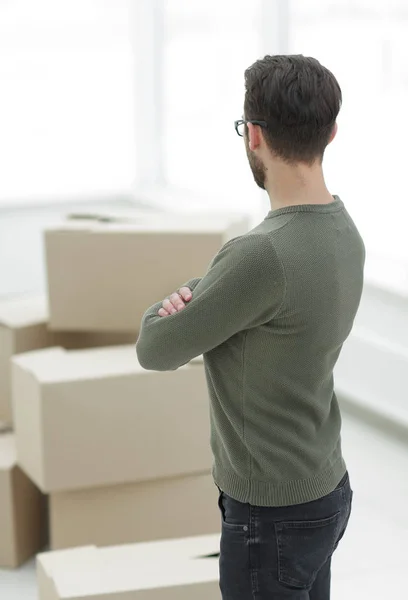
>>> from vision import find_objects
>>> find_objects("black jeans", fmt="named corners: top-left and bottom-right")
top-left (218, 473), bottom-right (353, 599)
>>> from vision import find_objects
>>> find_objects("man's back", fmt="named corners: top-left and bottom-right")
top-left (205, 197), bottom-right (365, 506)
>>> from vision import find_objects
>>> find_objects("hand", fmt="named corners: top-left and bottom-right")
top-left (158, 287), bottom-right (192, 317)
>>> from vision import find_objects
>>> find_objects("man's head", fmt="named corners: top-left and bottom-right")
top-left (242, 55), bottom-right (342, 189)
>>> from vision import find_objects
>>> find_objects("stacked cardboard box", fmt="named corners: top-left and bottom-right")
top-left (13, 346), bottom-right (211, 491)
top-left (0, 295), bottom-right (50, 424)
top-left (49, 472), bottom-right (218, 550)
top-left (0, 294), bottom-right (135, 566)
top-left (12, 345), bottom-right (219, 548)
top-left (37, 534), bottom-right (221, 600)
top-left (9, 211), bottom-right (248, 556)
top-left (45, 212), bottom-right (247, 332)
top-left (0, 431), bottom-right (46, 568)
top-left (0, 294), bottom-right (135, 425)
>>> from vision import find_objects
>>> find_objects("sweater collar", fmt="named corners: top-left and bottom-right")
top-left (265, 196), bottom-right (344, 219)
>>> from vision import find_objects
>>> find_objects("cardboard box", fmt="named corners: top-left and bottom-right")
top-left (0, 294), bottom-right (136, 424)
top-left (37, 546), bottom-right (94, 600)
top-left (0, 432), bottom-right (46, 568)
top-left (45, 212), bottom-right (248, 332)
top-left (13, 346), bottom-right (211, 493)
top-left (50, 472), bottom-right (219, 549)
top-left (0, 295), bottom-right (50, 424)
top-left (37, 534), bottom-right (221, 600)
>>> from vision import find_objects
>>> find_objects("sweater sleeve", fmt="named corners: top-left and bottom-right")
top-left (136, 234), bottom-right (285, 371)
top-left (179, 277), bottom-right (202, 292)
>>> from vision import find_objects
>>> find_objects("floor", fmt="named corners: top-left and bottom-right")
top-left (1, 411), bottom-right (407, 599)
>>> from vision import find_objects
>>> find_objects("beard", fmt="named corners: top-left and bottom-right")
top-left (245, 135), bottom-right (266, 190)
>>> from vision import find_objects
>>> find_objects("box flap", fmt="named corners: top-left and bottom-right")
top-left (98, 534), bottom-right (220, 564)
top-left (12, 345), bottom-right (145, 383)
top-left (67, 209), bottom-right (157, 223)
top-left (56, 555), bottom-right (219, 596)
top-left (45, 211), bottom-right (248, 236)
top-left (37, 546), bottom-right (96, 579)
top-left (0, 295), bottom-right (48, 329)
top-left (40, 535), bottom-right (220, 598)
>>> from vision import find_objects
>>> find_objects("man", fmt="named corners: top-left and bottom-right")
top-left (136, 55), bottom-right (365, 599)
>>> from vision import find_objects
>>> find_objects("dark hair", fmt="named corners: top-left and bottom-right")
top-left (244, 55), bottom-right (342, 164)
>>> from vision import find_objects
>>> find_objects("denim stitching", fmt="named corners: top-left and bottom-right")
top-left (275, 522), bottom-right (288, 587)
top-left (249, 504), bottom-right (260, 598)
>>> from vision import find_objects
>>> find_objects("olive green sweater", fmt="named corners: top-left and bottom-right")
top-left (136, 197), bottom-right (365, 507)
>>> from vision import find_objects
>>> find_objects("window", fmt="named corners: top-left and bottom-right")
top-left (0, 0), bottom-right (136, 204)
top-left (163, 0), bottom-right (263, 213)
top-left (3, 0), bottom-right (407, 292)
top-left (290, 0), bottom-right (408, 275)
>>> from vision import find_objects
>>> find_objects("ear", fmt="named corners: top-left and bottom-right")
top-left (247, 122), bottom-right (263, 151)
top-left (328, 122), bottom-right (338, 145)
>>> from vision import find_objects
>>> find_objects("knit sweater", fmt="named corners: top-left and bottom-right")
top-left (136, 197), bottom-right (365, 507)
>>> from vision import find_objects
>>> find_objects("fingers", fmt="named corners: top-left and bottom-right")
top-left (162, 294), bottom-right (185, 315)
top-left (162, 299), bottom-right (177, 315)
top-left (170, 292), bottom-right (188, 311)
top-left (158, 288), bottom-right (193, 317)
top-left (178, 287), bottom-right (192, 302)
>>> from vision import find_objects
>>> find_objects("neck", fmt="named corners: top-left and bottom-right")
top-left (264, 159), bottom-right (333, 211)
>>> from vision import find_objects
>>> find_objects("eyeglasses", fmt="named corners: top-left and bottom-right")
top-left (234, 119), bottom-right (267, 137)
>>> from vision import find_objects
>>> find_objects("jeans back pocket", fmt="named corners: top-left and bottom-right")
top-left (275, 511), bottom-right (342, 590)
